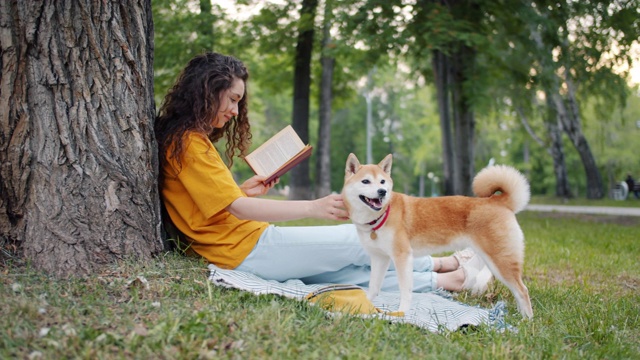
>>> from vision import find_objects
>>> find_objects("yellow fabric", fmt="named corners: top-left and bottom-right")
top-left (161, 132), bottom-right (268, 269)
top-left (305, 285), bottom-right (403, 317)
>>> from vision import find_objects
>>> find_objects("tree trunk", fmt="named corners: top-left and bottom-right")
top-left (528, 26), bottom-right (572, 198)
top-left (431, 50), bottom-right (454, 196)
top-left (545, 96), bottom-right (573, 198)
top-left (558, 72), bottom-right (604, 199)
top-left (0, 0), bottom-right (162, 277)
top-left (289, 0), bottom-right (317, 200)
top-left (450, 45), bottom-right (475, 196)
top-left (315, 0), bottom-right (334, 198)
top-left (518, 105), bottom-right (571, 198)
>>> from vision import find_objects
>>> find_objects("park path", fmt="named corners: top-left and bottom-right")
top-left (525, 204), bottom-right (640, 217)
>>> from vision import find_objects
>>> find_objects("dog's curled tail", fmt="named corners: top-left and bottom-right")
top-left (473, 165), bottom-right (531, 213)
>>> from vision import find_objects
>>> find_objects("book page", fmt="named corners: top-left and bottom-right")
top-left (245, 126), bottom-right (306, 176)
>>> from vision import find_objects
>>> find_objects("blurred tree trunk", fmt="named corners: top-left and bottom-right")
top-left (518, 106), bottom-right (571, 198)
top-left (0, 0), bottom-right (163, 277)
top-left (450, 44), bottom-right (476, 196)
top-left (544, 97), bottom-right (573, 198)
top-left (558, 70), bottom-right (604, 199)
top-left (289, 0), bottom-right (318, 200)
top-left (315, 0), bottom-right (334, 198)
top-left (531, 25), bottom-right (603, 199)
top-left (432, 50), bottom-right (454, 196)
top-left (431, 45), bottom-right (476, 196)
top-left (527, 26), bottom-right (571, 198)
top-left (418, 0), bottom-right (477, 196)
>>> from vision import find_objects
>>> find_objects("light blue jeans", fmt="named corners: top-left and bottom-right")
top-left (235, 224), bottom-right (437, 292)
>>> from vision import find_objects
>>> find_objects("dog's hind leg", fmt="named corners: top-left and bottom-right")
top-left (509, 277), bottom-right (533, 319)
top-left (367, 252), bottom-right (391, 302)
top-left (480, 247), bottom-right (533, 319)
top-left (472, 213), bottom-right (534, 318)
top-left (490, 258), bottom-right (533, 319)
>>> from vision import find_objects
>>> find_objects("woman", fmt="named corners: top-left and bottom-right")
top-left (154, 52), bottom-right (492, 294)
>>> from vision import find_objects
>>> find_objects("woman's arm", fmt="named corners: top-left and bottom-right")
top-left (226, 193), bottom-right (349, 222)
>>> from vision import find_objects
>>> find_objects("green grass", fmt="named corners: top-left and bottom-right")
top-left (2, 212), bottom-right (639, 359)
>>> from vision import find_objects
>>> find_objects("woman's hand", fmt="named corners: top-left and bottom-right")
top-left (240, 175), bottom-right (279, 197)
top-left (312, 193), bottom-right (350, 221)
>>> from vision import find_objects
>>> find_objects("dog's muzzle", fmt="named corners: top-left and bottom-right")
top-left (359, 189), bottom-right (386, 211)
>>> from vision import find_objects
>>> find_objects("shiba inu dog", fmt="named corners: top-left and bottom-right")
top-left (342, 153), bottom-right (533, 319)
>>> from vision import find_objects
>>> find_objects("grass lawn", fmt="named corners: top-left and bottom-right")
top-left (1, 211), bottom-right (639, 359)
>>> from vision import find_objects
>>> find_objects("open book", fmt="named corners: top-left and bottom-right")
top-left (244, 125), bottom-right (313, 184)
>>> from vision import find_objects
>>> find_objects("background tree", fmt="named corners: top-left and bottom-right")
top-left (315, 0), bottom-right (336, 198)
top-left (236, 0), bottom-right (378, 196)
top-left (503, 0), bottom-right (638, 198)
top-left (0, 0), bottom-right (162, 276)
top-left (344, 0), bottom-right (495, 195)
top-left (157, 0), bottom-right (640, 202)
top-left (152, 0), bottom-right (224, 105)
top-left (529, 1), bottom-right (605, 198)
top-left (289, 0), bottom-right (318, 199)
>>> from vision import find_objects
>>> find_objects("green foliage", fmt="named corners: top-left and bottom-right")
top-left (586, 89), bottom-right (640, 183)
top-left (151, 0), bottom-right (640, 197)
top-left (3, 212), bottom-right (639, 358)
top-left (153, 0), bottom-right (221, 105)
top-left (234, 2), bottom-right (298, 94)
top-left (328, 101), bottom-right (368, 191)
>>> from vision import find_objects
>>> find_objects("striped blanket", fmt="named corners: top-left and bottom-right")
top-left (208, 265), bottom-right (511, 333)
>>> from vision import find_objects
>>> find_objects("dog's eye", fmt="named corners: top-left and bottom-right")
top-left (362, 179), bottom-right (370, 184)
top-left (380, 180), bottom-right (386, 184)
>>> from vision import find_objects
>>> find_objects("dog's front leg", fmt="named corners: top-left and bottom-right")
top-left (394, 253), bottom-right (413, 313)
top-left (367, 252), bottom-right (391, 302)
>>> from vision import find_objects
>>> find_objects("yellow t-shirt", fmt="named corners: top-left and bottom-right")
top-left (161, 132), bottom-right (268, 269)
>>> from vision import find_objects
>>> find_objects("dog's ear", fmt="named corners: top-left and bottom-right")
top-left (345, 153), bottom-right (361, 177)
top-left (378, 154), bottom-right (392, 175)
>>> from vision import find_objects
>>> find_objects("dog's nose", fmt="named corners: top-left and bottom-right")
top-left (377, 189), bottom-right (387, 197)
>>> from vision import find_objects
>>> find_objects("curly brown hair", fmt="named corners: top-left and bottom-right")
top-left (155, 52), bottom-right (252, 177)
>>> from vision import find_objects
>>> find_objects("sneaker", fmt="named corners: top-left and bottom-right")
top-left (461, 254), bottom-right (493, 295)
top-left (453, 248), bottom-right (475, 268)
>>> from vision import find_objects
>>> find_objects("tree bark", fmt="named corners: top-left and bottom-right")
top-left (289, 0), bottom-right (317, 200)
top-left (0, 0), bottom-right (162, 277)
top-left (315, 0), bottom-right (334, 198)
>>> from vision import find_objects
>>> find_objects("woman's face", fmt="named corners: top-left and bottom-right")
top-left (213, 78), bottom-right (245, 128)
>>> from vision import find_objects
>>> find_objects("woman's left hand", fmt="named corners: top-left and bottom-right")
top-left (240, 175), bottom-right (279, 197)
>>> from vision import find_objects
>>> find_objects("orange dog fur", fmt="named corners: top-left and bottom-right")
top-left (342, 153), bottom-right (533, 318)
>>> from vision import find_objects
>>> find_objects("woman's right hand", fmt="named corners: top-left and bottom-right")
top-left (313, 193), bottom-right (350, 221)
